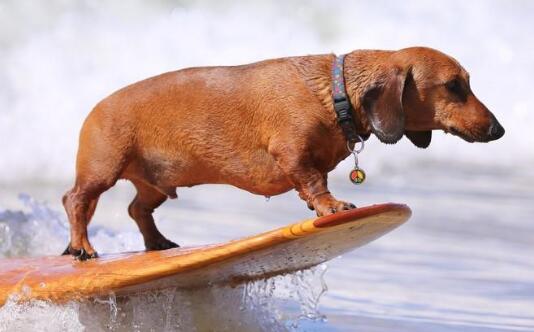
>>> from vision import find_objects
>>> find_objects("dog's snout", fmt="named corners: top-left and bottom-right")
top-left (488, 119), bottom-right (505, 141)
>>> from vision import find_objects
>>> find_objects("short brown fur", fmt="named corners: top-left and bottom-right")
top-left (62, 47), bottom-right (504, 259)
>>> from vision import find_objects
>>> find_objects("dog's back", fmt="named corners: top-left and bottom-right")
top-left (76, 56), bottom-right (323, 199)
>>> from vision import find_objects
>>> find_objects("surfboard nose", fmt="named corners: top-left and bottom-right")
top-left (313, 203), bottom-right (411, 228)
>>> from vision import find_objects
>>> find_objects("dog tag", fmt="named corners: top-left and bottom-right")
top-left (349, 167), bottom-right (366, 185)
top-left (347, 136), bottom-right (366, 185)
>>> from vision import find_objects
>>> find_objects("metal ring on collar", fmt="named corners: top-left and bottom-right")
top-left (346, 135), bottom-right (364, 154)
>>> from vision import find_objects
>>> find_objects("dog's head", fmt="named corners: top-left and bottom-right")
top-left (354, 47), bottom-right (504, 148)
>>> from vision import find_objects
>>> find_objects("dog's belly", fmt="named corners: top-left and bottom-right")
top-left (125, 149), bottom-right (294, 197)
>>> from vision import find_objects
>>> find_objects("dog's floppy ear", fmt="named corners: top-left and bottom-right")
top-left (405, 130), bottom-right (432, 148)
top-left (361, 66), bottom-right (409, 144)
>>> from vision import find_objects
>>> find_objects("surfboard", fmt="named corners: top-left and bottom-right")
top-left (0, 203), bottom-right (410, 306)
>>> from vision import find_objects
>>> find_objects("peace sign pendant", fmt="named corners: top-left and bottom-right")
top-left (349, 167), bottom-right (366, 185)
top-left (347, 136), bottom-right (366, 185)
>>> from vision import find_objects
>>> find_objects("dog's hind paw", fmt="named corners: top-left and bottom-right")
top-left (145, 238), bottom-right (180, 251)
top-left (61, 245), bottom-right (99, 261)
top-left (74, 248), bottom-right (99, 261)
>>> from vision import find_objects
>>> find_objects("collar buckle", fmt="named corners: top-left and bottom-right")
top-left (334, 98), bottom-right (352, 123)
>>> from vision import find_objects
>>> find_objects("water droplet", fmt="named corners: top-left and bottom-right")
top-left (264, 196), bottom-right (271, 202)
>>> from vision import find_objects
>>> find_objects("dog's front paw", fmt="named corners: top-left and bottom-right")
top-left (312, 195), bottom-right (356, 216)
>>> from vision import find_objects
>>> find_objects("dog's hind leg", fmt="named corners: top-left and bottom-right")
top-left (62, 178), bottom-right (113, 260)
top-left (61, 196), bottom-right (99, 257)
top-left (128, 180), bottom-right (179, 251)
top-left (62, 108), bottom-right (133, 260)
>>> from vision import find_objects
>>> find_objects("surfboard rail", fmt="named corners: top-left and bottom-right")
top-left (0, 203), bottom-right (411, 306)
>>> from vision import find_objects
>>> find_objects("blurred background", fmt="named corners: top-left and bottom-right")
top-left (0, 1), bottom-right (533, 331)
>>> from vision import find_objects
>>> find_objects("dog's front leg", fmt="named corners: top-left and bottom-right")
top-left (271, 146), bottom-right (355, 216)
top-left (294, 170), bottom-right (355, 216)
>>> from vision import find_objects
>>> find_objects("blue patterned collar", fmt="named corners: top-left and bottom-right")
top-left (332, 54), bottom-right (359, 143)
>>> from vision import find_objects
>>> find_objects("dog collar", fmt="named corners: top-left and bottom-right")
top-left (332, 54), bottom-right (359, 143)
top-left (333, 54), bottom-right (367, 185)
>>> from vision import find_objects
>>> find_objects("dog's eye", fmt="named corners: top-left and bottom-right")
top-left (446, 79), bottom-right (462, 94)
top-left (445, 79), bottom-right (467, 101)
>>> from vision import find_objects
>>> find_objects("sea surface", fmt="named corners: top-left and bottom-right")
top-left (1, 161), bottom-right (533, 331)
top-left (1, 1), bottom-right (533, 331)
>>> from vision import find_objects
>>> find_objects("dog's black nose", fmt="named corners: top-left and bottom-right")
top-left (488, 120), bottom-right (505, 141)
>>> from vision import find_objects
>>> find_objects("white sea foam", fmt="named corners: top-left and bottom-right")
top-left (0, 193), bottom-right (142, 257)
top-left (0, 274), bottom-right (328, 332)
top-left (0, 0), bottom-right (532, 184)
top-left (0, 271), bottom-right (328, 332)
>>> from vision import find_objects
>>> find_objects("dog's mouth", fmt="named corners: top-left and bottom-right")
top-left (446, 127), bottom-right (476, 143)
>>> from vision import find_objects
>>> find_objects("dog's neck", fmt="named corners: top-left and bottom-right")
top-left (292, 52), bottom-right (386, 137)
top-left (344, 50), bottom-right (397, 136)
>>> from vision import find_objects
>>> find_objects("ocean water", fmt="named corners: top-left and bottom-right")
top-left (1, 168), bottom-right (533, 331)
top-left (1, 1), bottom-right (533, 331)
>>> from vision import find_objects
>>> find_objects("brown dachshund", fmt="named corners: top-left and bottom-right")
top-left (62, 47), bottom-right (504, 260)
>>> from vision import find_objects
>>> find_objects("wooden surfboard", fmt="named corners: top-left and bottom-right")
top-left (0, 203), bottom-right (410, 306)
